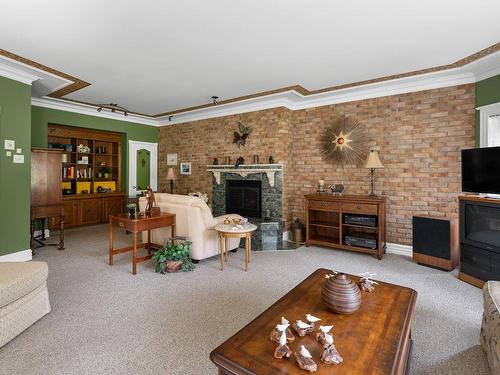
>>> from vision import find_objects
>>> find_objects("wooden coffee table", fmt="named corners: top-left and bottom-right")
top-left (108, 212), bottom-right (176, 275)
top-left (210, 268), bottom-right (417, 375)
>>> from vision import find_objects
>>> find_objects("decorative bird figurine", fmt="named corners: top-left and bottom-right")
top-left (233, 121), bottom-right (252, 148)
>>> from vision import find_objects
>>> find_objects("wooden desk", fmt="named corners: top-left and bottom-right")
top-left (210, 268), bottom-right (417, 375)
top-left (108, 212), bottom-right (176, 275)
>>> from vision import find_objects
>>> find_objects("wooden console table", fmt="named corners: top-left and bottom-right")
top-left (109, 212), bottom-right (176, 275)
top-left (305, 194), bottom-right (386, 259)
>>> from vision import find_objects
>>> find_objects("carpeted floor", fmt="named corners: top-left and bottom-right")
top-left (0, 225), bottom-right (489, 375)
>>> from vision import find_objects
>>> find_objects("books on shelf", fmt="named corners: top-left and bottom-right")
top-left (62, 166), bottom-right (92, 179)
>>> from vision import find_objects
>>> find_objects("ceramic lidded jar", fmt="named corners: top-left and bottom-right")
top-left (321, 273), bottom-right (361, 314)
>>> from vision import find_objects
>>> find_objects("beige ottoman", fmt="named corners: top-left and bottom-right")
top-left (0, 261), bottom-right (51, 348)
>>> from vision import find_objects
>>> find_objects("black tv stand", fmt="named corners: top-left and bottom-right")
top-left (459, 195), bottom-right (500, 288)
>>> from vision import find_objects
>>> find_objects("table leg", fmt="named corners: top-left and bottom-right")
top-left (245, 234), bottom-right (249, 272)
top-left (225, 238), bottom-right (228, 262)
top-left (132, 231), bottom-right (138, 275)
top-left (30, 220), bottom-right (36, 255)
top-left (248, 233), bottom-right (252, 263)
top-left (58, 215), bottom-right (65, 250)
top-left (171, 223), bottom-right (176, 238)
top-left (147, 230), bottom-right (152, 254)
top-left (219, 234), bottom-right (224, 271)
top-left (109, 221), bottom-right (114, 266)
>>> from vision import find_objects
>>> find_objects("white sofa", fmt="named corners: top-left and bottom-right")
top-left (139, 193), bottom-right (242, 261)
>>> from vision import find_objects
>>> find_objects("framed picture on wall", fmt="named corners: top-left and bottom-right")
top-left (180, 162), bottom-right (192, 175)
top-left (167, 153), bottom-right (178, 165)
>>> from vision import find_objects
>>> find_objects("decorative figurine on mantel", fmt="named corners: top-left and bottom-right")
top-left (235, 156), bottom-right (245, 168)
top-left (316, 325), bottom-right (334, 346)
top-left (305, 314), bottom-right (321, 330)
top-left (269, 155), bottom-right (275, 164)
top-left (270, 317), bottom-right (295, 343)
top-left (359, 272), bottom-right (379, 292)
top-left (320, 333), bottom-right (343, 365)
top-left (273, 330), bottom-right (292, 360)
top-left (295, 345), bottom-right (318, 372)
top-left (293, 320), bottom-right (313, 337)
top-left (213, 157), bottom-right (219, 165)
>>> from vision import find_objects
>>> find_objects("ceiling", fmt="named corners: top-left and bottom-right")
top-left (1, 0), bottom-right (500, 116)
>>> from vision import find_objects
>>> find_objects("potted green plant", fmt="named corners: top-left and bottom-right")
top-left (100, 166), bottom-right (112, 179)
top-left (291, 217), bottom-right (305, 244)
top-left (152, 240), bottom-right (195, 273)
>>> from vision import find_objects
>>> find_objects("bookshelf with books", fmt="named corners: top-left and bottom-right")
top-left (47, 124), bottom-right (125, 228)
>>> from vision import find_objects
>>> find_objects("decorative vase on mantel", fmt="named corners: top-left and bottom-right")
top-left (321, 273), bottom-right (361, 314)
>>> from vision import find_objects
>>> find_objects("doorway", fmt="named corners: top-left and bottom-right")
top-left (128, 140), bottom-right (158, 197)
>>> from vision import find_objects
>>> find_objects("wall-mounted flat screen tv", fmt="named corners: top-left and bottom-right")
top-left (462, 146), bottom-right (500, 194)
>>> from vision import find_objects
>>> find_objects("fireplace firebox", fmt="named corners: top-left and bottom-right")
top-left (226, 180), bottom-right (262, 218)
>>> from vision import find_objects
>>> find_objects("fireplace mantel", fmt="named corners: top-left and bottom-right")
top-left (207, 164), bottom-right (283, 187)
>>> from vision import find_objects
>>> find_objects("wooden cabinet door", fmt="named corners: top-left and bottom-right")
top-left (50, 200), bottom-right (78, 229)
top-left (102, 197), bottom-right (124, 222)
top-left (78, 198), bottom-right (102, 225)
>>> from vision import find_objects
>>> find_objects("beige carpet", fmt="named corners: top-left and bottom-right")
top-left (0, 225), bottom-right (489, 375)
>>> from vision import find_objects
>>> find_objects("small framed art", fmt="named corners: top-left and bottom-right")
top-left (180, 162), bottom-right (192, 175)
top-left (167, 153), bottom-right (178, 166)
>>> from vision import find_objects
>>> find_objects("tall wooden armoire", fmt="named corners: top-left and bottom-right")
top-left (31, 148), bottom-right (64, 251)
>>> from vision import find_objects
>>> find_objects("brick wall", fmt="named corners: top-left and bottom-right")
top-left (159, 84), bottom-right (475, 245)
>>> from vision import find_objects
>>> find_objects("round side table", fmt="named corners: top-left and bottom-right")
top-left (214, 223), bottom-right (257, 271)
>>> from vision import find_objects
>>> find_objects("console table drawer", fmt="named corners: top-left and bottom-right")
top-left (308, 200), bottom-right (340, 211)
top-left (342, 202), bottom-right (378, 215)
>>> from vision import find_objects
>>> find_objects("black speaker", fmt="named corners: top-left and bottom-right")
top-left (412, 215), bottom-right (459, 271)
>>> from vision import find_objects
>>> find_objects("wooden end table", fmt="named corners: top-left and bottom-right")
top-left (210, 268), bottom-right (417, 374)
top-left (214, 223), bottom-right (257, 271)
top-left (109, 212), bottom-right (176, 275)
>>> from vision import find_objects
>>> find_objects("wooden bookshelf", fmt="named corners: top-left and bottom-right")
top-left (47, 124), bottom-right (125, 228)
top-left (305, 194), bottom-right (386, 259)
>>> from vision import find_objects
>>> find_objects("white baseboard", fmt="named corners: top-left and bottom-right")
top-left (34, 229), bottom-right (50, 238)
top-left (0, 249), bottom-right (33, 262)
top-left (386, 243), bottom-right (413, 256)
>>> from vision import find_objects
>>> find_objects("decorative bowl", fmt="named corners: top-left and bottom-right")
top-left (321, 273), bottom-right (361, 314)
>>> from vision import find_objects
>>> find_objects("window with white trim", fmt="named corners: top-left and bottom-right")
top-left (479, 102), bottom-right (500, 147)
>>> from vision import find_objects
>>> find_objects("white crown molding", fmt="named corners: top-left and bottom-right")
top-left (0, 249), bottom-right (32, 262)
top-left (0, 64), bottom-right (39, 85)
top-left (32, 97), bottom-right (160, 127)
top-left (386, 243), bottom-right (413, 257)
top-left (159, 51), bottom-right (500, 126)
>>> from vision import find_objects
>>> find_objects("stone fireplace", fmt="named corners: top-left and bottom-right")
top-left (208, 164), bottom-right (289, 250)
top-left (226, 180), bottom-right (262, 218)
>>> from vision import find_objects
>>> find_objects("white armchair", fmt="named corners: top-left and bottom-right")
top-left (138, 193), bottom-right (243, 261)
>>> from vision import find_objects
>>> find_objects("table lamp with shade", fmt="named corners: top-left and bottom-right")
top-left (364, 150), bottom-right (384, 196)
top-left (166, 167), bottom-right (177, 194)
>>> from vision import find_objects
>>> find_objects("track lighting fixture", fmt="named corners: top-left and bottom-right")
top-left (96, 103), bottom-right (130, 117)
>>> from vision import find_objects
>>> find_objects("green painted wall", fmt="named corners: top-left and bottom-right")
top-left (475, 74), bottom-right (500, 146)
top-left (0, 77), bottom-right (32, 256)
top-left (31, 106), bottom-right (158, 195)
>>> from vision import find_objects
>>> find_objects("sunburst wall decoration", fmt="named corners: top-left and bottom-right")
top-left (321, 114), bottom-right (370, 165)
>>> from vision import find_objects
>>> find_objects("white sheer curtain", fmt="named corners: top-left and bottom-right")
top-left (487, 114), bottom-right (500, 147)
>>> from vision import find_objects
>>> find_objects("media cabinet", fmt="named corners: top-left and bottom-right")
top-left (304, 194), bottom-right (386, 259)
top-left (459, 195), bottom-right (500, 288)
